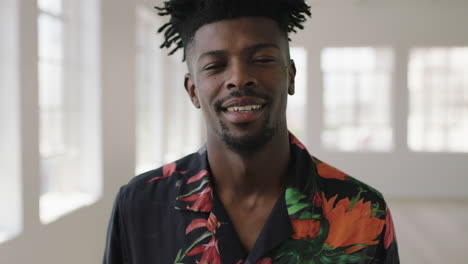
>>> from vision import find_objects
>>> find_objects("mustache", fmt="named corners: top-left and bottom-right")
top-left (214, 88), bottom-right (271, 112)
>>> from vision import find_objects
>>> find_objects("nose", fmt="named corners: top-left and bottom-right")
top-left (225, 60), bottom-right (257, 90)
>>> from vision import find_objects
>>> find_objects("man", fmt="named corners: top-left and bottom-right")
top-left (104, 0), bottom-right (399, 263)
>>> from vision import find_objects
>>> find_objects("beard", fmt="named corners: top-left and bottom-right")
top-left (218, 112), bottom-right (280, 156)
top-left (212, 87), bottom-right (284, 155)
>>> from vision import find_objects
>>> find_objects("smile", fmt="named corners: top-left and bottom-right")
top-left (225, 104), bottom-right (263, 112)
top-left (221, 104), bottom-right (266, 124)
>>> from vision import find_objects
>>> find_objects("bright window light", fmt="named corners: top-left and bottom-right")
top-left (164, 54), bottom-right (204, 163)
top-left (287, 47), bottom-right (308, 139)
top-left (38, 0), bottom-right (63, 15)
top-left (0, 0), bottom-right (21, 244)
top-left (408, 47), bottom-right (468, 152)
top-left (135, 7), bottom-right (203, 175)
top-left (135, 7), bottom-right (165, 174)
top-left (321, 47), bottom-right (394, 152)
top-left (38, 0), bottom-right (101, 224)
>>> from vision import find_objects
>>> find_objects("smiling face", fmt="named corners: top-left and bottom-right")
top-left (184, 17), bottom-right (296, 154)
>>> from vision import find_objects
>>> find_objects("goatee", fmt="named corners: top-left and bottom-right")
top-left (218, 115), bottom-right (279, 156)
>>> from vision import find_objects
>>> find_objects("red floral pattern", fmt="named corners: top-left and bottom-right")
top-left (290, 134), bottom-right (306, 150)
top-left (178, 185), bottom-right (213, 212)
top-left (384, 208), bottom-right (396, 249)
top-left (236, 258), bottom-right (272, 264)
top-left (188, 169), bottom-right (210, 184)
top-left (147, 162), bottom-right (186, 183)
top-left (184, 213), bottom-right (222, 264)
top-left (138, 132), bottom-right (398, 264)
top-left (186, 237), bottom-right (221, 264)
top-left (186, 213), bottom-right (220, 234)
top-left (312, 192), bottom-right (322, 207)
top-left (256, 258), bottom-right (273, 264)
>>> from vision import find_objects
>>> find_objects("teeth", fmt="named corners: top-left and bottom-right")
top-left (226, 105), bottom-right (262, 112)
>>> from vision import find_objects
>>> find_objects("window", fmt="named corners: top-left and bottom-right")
top-left (321, 47), bottom-right (394, 151)
top-left (38, 0), bottom-right (101, 224)
top-left (135, 7), bottom-right (166, 174)
top-left (408, 47), bottom-right (468, 152)
top-left (164, 54), bottom-right (204, 163)
top-left (0, 0), bottom-right (21, 243)
top-left (287, 47), bottom-right (308, 139)
top-left (135, 7), bottom-right (204, 175)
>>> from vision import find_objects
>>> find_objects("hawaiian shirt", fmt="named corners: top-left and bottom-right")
top-left (103, 134), bottom-right (399, 264)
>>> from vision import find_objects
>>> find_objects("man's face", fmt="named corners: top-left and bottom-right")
top-left (184, 17), bottom-right (296, 154)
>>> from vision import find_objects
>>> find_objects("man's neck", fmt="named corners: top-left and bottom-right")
top-left (206, 129), bottom-right (290, 204)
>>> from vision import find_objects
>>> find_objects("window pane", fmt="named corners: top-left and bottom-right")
top-left (287, 47), bottom-right (308, 139)
top-left (164, 55), bottom-right (203, 163)
top-left (135, 8), bottom-right (165, 174)
top-left (39, 0), bottom-right (101, 224)
top-left (39, 13), bottom-right (65, 157)
top-left (408, 47), bottom-right (468, 152)
top-left (0, 0), bottom-right (21, 243)
top-left (136, 7), bottom-right (204, 175)
top-left (321, 47), bottom-right (394, 151)
top-left (38, 0), bottom-right (62, 15)
top-left (38, 13), bottom-right (63, 61)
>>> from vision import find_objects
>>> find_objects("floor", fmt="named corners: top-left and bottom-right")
top-left (388, 199), bottom-right (468, 264)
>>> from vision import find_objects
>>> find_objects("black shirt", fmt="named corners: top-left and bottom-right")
top-left (104, 133), bottom-right (399, 264)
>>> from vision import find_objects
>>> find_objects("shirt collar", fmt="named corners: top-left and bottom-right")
top-left (174, 133), bottom-right (322, 218)
top-left (174, 132), bottom-right (322, 263)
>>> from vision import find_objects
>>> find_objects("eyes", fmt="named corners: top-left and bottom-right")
top-left (201, 56), bottom-right (277, 72)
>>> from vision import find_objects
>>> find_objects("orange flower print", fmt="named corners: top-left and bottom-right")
top-left (322, 194), bottom-right (385, 254)
top-left (291, 219), bottom-right (321, 240)
top-left (316, 162), bottom-right (348, 181)
top-left (384, 208), bottom-right (396, 249)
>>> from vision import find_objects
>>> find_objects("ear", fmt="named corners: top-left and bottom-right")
top-left (288, 59), bottom-right (296, 96)
top-left (184, 73), bottom-right (201, 109)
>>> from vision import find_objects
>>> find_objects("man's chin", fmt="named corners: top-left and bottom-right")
top-left (220, 127), bottom-right (275, 155)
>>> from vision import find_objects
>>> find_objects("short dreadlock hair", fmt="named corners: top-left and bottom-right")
top-left (155, 0), bottom-right (311, 61)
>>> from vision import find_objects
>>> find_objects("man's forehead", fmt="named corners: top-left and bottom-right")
top-left (190, 17), bottom-right (286, 54)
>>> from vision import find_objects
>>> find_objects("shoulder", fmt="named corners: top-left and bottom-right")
top-left (312, 156), bottom-right (388, 214)
top-left (117, 152), bottom-right (203, 209)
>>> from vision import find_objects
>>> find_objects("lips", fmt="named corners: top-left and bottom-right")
top-left (226, 104), bottom-right (263, 112)
top-left (220, 97), bottom-right (267, 124)
top-left (220, 97), bottom-right (267, 110)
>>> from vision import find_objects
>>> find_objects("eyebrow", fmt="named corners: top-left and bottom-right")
top-left (197, 43), bottom-right (280, 63)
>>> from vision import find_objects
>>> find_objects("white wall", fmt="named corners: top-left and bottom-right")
top-left (1, 0), bottom-right (467, 263)
top-left (0, 0), bottom-right (136, 263)
top-left (294, 0), bottom-right (468, 199)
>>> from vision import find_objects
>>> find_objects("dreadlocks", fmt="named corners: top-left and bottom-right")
top-left (155, 0), bottom-right (311, 60)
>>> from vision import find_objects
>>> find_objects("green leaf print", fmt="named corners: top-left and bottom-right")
top-left (288, 203), bottom-right (310, 215)
top-left (177, 178), bottom-right (209, 198)
top-left (299, 211), bottom-right (321, 219)
top-left (172, 231), bottom-right (212, 264)
top-left (319, 251), bottom-right (371, 264)
top-left (371, 202), bottom-right (384, 217)
top-left (348, 188), bottom-right (366, 210)
top-left (285, 188), bottom-right (307, 205)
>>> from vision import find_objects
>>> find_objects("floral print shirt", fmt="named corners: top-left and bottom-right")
top-left (104, 134), bottom-right (399, 264)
